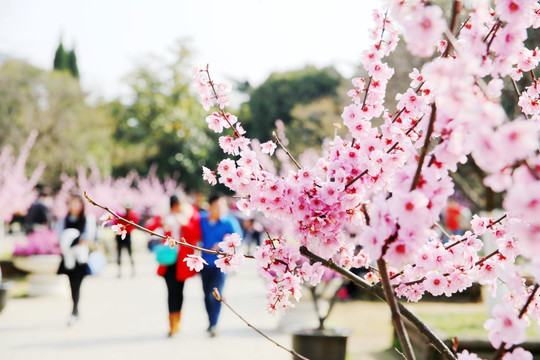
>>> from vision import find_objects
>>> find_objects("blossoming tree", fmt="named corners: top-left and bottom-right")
top-left (91, 1), bottom-right (540, 359)
top-left (0, 131), bottom-right (44, 224)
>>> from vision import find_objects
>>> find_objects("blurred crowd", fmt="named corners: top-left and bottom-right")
top-left (5, 184), bottom-right (263, 336)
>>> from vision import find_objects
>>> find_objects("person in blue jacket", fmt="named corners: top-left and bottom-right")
top-left (200, 193), bottom-right (242, 337)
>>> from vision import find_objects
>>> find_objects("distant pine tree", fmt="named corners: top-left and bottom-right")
top-left (53, 42), bottom-right (68, 71)
top-left (67, 50), bottom-right (79, 78)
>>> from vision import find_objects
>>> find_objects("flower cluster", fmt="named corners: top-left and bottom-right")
top-left (0, 131), bottom-right (45, 223)
top-left (215, 233), bottom-right (245, 273)
top-left (13, 229), bottom-right (61, 257)
top-left (191, 1), bottom-right (540, 358)
top-left (253, 236), bottom-right (326, 315)
top-left (184, 254), bottom-right (207, 272)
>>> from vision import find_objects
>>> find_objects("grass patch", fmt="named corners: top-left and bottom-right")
top-left (418, 311), bottom-right (540, 339)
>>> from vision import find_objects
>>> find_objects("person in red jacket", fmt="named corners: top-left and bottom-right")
top-left (157, 194), bottom-right (202, 337)
top-left (114, 204), bottom-right (139, 278)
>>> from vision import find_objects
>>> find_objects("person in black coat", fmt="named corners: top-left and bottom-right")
top-left (57, 195), bottom-right (95, 325)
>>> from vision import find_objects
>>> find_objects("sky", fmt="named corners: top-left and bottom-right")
top-left (0, 0), bottom-right (378, 101)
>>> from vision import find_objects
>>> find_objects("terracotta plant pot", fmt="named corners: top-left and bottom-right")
top-left (0, 284), bottom-right (8, 313)
top-left (292, 328), bottom-right (351, 360)
top-left (13, 255), bottom-right (64, 297)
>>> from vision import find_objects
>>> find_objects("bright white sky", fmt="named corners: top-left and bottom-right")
top-left (0, 0), bottom-right (378, 101)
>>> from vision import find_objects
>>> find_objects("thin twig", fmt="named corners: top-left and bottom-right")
top-left (212, 288), bottom-right (311, 360)
top-left (433, 221), bottom-right (452, 241)
top-left (445, 214), bottom-right (507, 250)
top-left (491, 284), bottom-right (539, 360)
top-left (203, 65), bottom-right (242, 139)
top-left (84, 192), bottom-right (255, 259)
top-left (361, 76), bottom-right (372, 111)
top-left (485, 20), bottom-right (502, 55)
top-left (443, 0), bottom-right (462, 58)
top-left (377, 259), bottom-right (416, 360)
top-left (455, 16), bottom-right (470, 37)
top-left (299, 246), bottom-right (456, 360)
top-left (344, 169), bottom-right (369, 190)
top-left (410, 103), bottom-right (437, 191)
top-left (273, 131), bottom-right (301, 170)
top-left (511, 78), bottom-right (521, 98)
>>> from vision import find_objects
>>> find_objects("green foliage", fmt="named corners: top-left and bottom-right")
top-left (418, 311), bottom-right (540, 339)
top-left (0, 61), bottom-right (113, 187)
top-left (244, 66), bottom-right (343, 142)
top-left (53, 41), bottom-right (79, 78)
top-left (109, 43), bottom-right (219, 192)
top-left (53, 42), bottom-right (68, 72)
top-left (67, 50), bottom-right (79, 78)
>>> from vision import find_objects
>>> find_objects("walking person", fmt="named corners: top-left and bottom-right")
top-left (157, 194), bottom-right (201, 337)
top-left (56, 195), bottom-right (96, 325)
top-left (115, 204), bottom-right (138, 277)
top-left (200, 194), bottom-right (242, 337)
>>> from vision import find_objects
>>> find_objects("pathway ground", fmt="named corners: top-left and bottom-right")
top-left (0, 246), bottom-right (485, 360)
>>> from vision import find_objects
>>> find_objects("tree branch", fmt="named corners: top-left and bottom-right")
top-left (84, 192), bottom-right (254, 258)
top-left (377, 258), bottom-right (416, 360)
top-left (299, 246), bottom-right (456, 360)
top-left (273, 131), bottom-right (301, 170)
top-left (491, 284), bottom-right (539, 360)
top-left (410, 103), bottom-right (437, 191)
top-left (212, 288), bottom-right (311, 360)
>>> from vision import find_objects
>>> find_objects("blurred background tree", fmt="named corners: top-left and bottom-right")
top-left (240, 66), bottom-right (344, 149)
top-left (0, 61), bottom-right (113, 188)
top-left (108, 43), bottom-right (220, 192)
top-left (53, 41), bottom-right (79, 78)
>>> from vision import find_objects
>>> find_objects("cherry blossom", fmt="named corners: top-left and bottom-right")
top-left (186, 2), bottom-right (540, 358)
top-left (111, 224), bottom-right (127, 240)
top-left (184, 254), bottom-right (208, 272)
top-left (202, 166), bottom-right (217, 186)
top-left (260, 141), bottom-right (277, 156)
top-left (0, 131), bottom-right (45, 223)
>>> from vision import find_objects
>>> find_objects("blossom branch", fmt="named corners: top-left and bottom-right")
top-left (84, 192), bottom-right (254, 258)
top-left (377, 258), bottom-right (417, 360)
top-left (445, 214), bottom-right (507, 251)
top-left (273, 131), bottom-right (301, 170)
top-left (211, 288), bottom-right (311, 360)
top-left (202, 65), bottom-right (242, 138)
top-left (299, 246), bottom-right (456, 360)
top-left (491, 284), bottom-right (539, 360)
top-left (442, 0), bottom-right (462, 58)
top-left (344, 169), bottom-right (369, 190)
top-left (410, 103), bottom-right (437, 191)
top-left (485, 20), bottom-right (502, 55)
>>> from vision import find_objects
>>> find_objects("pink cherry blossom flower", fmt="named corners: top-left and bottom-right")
top-left (457, 350), bottom-right (483, 360)
top-left (502, 347), bottom-right (533, 360)
top-left (215, 252), bottom-right (244, 273)
top-left (395, 3), bottom-right (447, 57)
top-left (496, 0), bottom-right (537, 25)
top-left (261, 141), bottom-right (277, 156)
top-left (219, 233), bottom-right (243, 252)
top-left (424, 271), bottom-right (448, 296)
top-left (99, 213), bottom-right (114, 227)
top-left (206, 112), bottom-right (227, 133)
top-left (202, 166), bottom-right (217, 186)
top-left (484, 304), bottom-right (528, 348)
top-left (111, 224), bottom-right (127, 240)
top-left (183, 254), bottom-right (208, 272)
top-left (219, 135), bottom-right (240, 155)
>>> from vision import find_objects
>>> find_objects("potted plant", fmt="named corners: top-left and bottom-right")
top-left (0, 265), bottom-right (8, 313)
top-left (291, 268), bottom-right (352, 360)
top-left (12, 229), bottom-right (63, 296)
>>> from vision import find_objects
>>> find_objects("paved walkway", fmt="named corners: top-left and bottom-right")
top-left (1, 249), bottom-right (304, 360)
top-left (1, 228), bottom-right (422, 360)
top-left (0, 230), bottom-right (494, 360)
